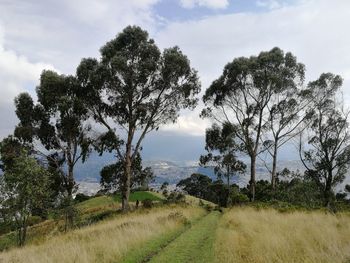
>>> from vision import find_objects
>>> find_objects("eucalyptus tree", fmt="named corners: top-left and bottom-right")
top-left (200, 122), bottom-right (245, 205)
top-left (77, 26), bottom-right (200, 210)
top-left (14, 71), bottom-right (92, 201)
top-left (202, 47), bottom-right (304, 201)
top-left (300, 73), bottom-right (350, 207)
top-left (261, 54), bottom-right (308, 189)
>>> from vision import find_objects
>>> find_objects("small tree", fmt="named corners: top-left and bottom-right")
top-left (77, 26), bottom-right (200, 210)
top-left (177, 173), bottom-right (213, 200)
top-left (0, 153), bottom-right (51, 246)
top-left (300, 73), bottom-right (350, 208)
top-left (200, 123), bottom-right (246, 206)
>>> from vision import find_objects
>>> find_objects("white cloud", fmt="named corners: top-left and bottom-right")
top-left (155, 0), bottom-right (350, 135)
top-left (0, 0), bottom-right (161, 139)
top-left (0, 25), bottom-right (55, 139)
top-left (157, 0), bottom-right (350, 90)
top-left (2, 0), bottom-right (350, 139)
top-left (0, 0), bottom-right (162, 75)
top-left (160, 109), bottom-right (210, 136)
top-left (179, 0), bottom-right (229, 9)
top-left (256, 0), bottom-right (282, 10)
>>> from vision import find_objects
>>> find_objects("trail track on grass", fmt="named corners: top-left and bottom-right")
top-left (144, 211), bottom-right (221, 263)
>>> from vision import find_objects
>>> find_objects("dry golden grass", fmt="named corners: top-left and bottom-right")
top-left (215, 207), bottom-right (350, 263)
top-left (185, 194), bottom-right (216, 207)
top-left (0, 206), bottom-right (205, 263)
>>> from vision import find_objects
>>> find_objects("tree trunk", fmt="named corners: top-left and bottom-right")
top-left (17, 220), bottom-right (27, 246)
top-left (67, 164), bottom-right (74, 198)
top-left (271, 142), bottom-right (278, 190)
top-left (324, 171), bottom-right (333, 208)
top-left (122, 154), bottom-right (131, 211)
top-left (226, 168), bottom-right (231, 207)
top-left (122, 129), bottom-right (133, 211)
top-left (250, 156), bottom-right (256, 202)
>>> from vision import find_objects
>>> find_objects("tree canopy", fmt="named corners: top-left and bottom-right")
top-left (77, 26), bottom-right (200, 210)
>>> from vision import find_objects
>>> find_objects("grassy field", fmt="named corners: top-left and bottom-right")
top-left (2, 195), bottom-right (350, 263)
top-left (148, 211), bottom-right (220, 263)
top-left (215, 207), bottom-right (350, 263)
top-left (0, 206), bottom-right (205, 263)
top-left (0, 191), bottom-right (163, 251)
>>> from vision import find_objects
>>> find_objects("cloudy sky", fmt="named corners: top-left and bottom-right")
top-left (1, 0), bottom-right (350, 161)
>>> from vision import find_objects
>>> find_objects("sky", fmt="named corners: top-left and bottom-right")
top-left (1, 0), bottom-right (350, 161)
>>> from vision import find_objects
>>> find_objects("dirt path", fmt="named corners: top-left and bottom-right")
top-left (146, 211), bottom-right (221, 263)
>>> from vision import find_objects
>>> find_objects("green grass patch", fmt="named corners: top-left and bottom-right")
top-left (120, 225), bottom-right (189, 263)
top-left (77, 191), bottom-right (163, 211)
top-left (76, 195), bottom-right (117, 211)
top-left (148, 211), bottom-right (221, 263)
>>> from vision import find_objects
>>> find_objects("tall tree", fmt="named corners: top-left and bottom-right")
top-left (14, 71), bottom-right (92, 202)
top-left (77, 26), bottom-right (200, 210)
top-left (300, 73), bottom-right (350, 207)
top-left (0, 152), bottom-right (51, 246)
top-left (261, 57), bottom-right (308, 189)
top-left (200, 122), bottom-right (245, 205)
top-left (202, 47), bottom-right (301, 201)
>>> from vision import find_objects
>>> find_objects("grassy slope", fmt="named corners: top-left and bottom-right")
top-left (0, 191), bottom-right (163, 251)
top-left (148, 211), bottom-right (221, 263)
top-left (3, 194), bottom-right (350, 263)
top-left (77, 191), bottom-right (163, 210)
top-left (0, 206), bottom-right (205, 263)
top-left (215, 207), bottom-right (350, 263)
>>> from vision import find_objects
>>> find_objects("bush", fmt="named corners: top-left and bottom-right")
top-left (336, 192), bottom-right (347, 201)
top-left (167, 212), bottom-right (190, 225)
top-left (74, 193), bottom-right (90, 203)
top-left (230, 189), bottom-right (249, 205)
top-left (162, 189), bottom-right (168, 197)
top-left (165, 191), bottom-right (186, 204)
top-left (142, 199), bottom-right (153, 208)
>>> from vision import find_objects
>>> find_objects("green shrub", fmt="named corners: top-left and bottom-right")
top-left (142, 199), bottom-right (153, 208)
top-left (75, 193), bottom-right (91, 203)
top-left (165, 191), bottom-right (186, 204)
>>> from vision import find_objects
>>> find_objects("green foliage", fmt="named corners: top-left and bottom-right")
top-left (100, 153), bottom-right (154, 192)
top-left (165, 192), bottom-right (186, 204)
top-left (74, 193), bottom-right (91, 203)
top-left (58, 196), bottom-right (80, 231)
top-left (0, 136), bottom-right (27, 172)
top-left (177, 173), bottom-right (213, 200)
top-left (242, 175), bottom-right (324, 209)
top-left (77, 25), bottom-right (200, 210)
top-left (142, 199), bottom-right (153, 208)
top-left (200, 122), bottom-right (246, 206)
top-left (301, 73), bottom-right (350, 207)
top-left (14, 70), bottom-right (93, 201)
top-left (0, 152), bottom-right (51, 246)
top-left (202, 47), bottom-right (305, 201)
top-left (177, 173), bottom-right (245, 207)
top-left (230, 187), bottom-right (249, 205)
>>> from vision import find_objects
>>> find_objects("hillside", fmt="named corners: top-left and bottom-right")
top-left (1, 194), bottom-right (350, 263)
